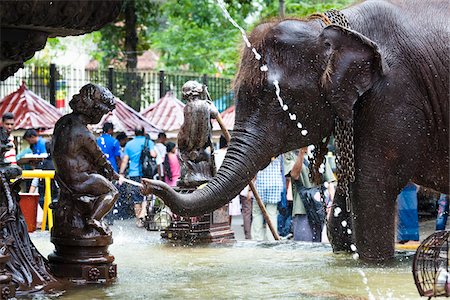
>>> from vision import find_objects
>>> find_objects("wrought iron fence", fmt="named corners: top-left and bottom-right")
top-left (0, 64), bottom-right (234, 112)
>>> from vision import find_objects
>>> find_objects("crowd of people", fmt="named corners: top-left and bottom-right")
top-left (0, 111), bottom-right (449, 242)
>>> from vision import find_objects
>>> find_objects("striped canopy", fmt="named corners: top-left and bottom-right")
top-left (91, 97), bottom-right (161, 139)
top-left (0, 82), bottom-right (63, 131)
top-left (212, 105), bottom-right (235, 132)
top-left (141, 91), bottom-right (185, 134)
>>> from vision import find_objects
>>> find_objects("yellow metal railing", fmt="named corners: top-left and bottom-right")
top-left (21, 170), bottom-right (55, 231)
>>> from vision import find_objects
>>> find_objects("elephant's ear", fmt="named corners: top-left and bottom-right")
top-left (319, 25), bottom-right (386, 121)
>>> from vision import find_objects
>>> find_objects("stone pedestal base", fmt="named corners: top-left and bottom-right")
top-left (161, 187), bottom-right (235, 243)
top-left (48, 235), bottom-right (116, 284)
top-left (162, 205), bottom-right (235, 243)
top-left (0, 254), bottom-right (15, 300)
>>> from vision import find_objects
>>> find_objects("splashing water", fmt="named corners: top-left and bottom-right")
top-left (333, 207), bottom-right (342, 217)
top-left (216, 0), bottom-right (261, 61)
top-left (216, 0), bottom-right (307, 135)
top-left (121, 177), bottom-right (144, 188)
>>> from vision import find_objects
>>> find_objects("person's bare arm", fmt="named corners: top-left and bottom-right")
top-left (119, 155), bottom-right (129, 176)
top-left (115, 156), bottom-right (122, 171)
top-left (290, 148), bottom-right (307, 181)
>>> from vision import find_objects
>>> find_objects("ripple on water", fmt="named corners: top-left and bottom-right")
top-left (28, 219), bottom-right (421, 299)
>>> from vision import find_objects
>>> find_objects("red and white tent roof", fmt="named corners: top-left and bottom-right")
top-left (91, 97), bottom-right (161, 139)
top-left (141, 91), bottom-right (185, 135)
top-left (0, 83), bottom-right (63, 132)
top-left (212, 105), bottom-right (235, 132)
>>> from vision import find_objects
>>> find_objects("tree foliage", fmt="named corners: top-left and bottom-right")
top-left (31, 0), bottom-right (356, 75)
top-left (149, 0), bottom-right (254, 77)
top-left (259, 0), bottom-right (355, 19)
top-left (91, 0), bottom-right (163, 68)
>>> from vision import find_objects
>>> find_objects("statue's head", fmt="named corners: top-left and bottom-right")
top-left (182, 80), bottom-right (206, 102)
top-left (69, 84), bottom-right (116, 124)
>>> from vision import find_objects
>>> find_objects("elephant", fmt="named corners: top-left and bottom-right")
top-left (142, 0), bottom-right (449, 261)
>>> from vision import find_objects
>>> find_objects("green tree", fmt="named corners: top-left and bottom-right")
top-left (149, 0), bottom-right (254, 77)
top-left (259, 0), bottom-right (355, 19)
top-left (91, 0), bottom-right (163, 68)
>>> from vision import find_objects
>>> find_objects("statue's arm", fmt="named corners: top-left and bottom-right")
top-left (82, 135), bottom-right (119, 181)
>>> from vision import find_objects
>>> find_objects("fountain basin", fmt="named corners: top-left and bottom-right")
top-left (28, 219), bottom-right (423, 299)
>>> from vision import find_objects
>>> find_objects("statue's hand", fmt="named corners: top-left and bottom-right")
top-left (141, 178), bottom-right (154, 195)
top-left (112, 171), bottom-right (120, 181)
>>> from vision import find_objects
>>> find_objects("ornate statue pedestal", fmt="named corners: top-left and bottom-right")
top-left (48, 235), bottom-right (117, 284)
top-left (161, 188), bottom-right (235, 243)
top-left (0, 254), bottom-right (15, 300)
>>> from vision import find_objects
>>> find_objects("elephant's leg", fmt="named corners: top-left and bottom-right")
top-left (328, 191), bottom-right (353, 253)
top-left (352, 174), bottom-right (398, 261)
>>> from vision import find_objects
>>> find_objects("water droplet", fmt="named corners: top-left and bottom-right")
top-left (289, 113), bottom-right (297, 120)
top-left (350, 244), bottom-right (357, 252)
top-left (252, 48), bottom-right (261, 60)
top-left (341, 220), bottom-right (347, 227)
top-left (260, 65), bottom-right (268, 72)
top-left (352, 253), bottom-right (360, 260)
top-left (362, 277), bottom-right (368, 284)
top-left (323, 182), bottom-right (329, 188)
top-left (297, 122), bottom-right (302, 129)
top-left (282, 105), bottom-right (288, 111)
top-left (301, 129), bottom-right (308, 136)
top-left (334, 207), bottom-right (341, 217)
top-left (347, 228), bottom-right (352, 234)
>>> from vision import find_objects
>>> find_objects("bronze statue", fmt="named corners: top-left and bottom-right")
top-left (49, 84), bottom-right (119, 283)
top-left (52, 84), bottom-right (119, 237)
top-left (177, 80), bottom-right (219, 187)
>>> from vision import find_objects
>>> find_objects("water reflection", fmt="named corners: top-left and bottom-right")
top-left (27, 220), bottom-right (420, 299)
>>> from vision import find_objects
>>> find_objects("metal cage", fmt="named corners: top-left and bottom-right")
top-left (413, 230), bottom-right (450, 298)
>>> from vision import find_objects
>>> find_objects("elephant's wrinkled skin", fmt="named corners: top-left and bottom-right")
top-left (142, 0), bottom-right (448, 261)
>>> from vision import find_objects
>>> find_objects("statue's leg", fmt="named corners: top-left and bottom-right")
top-left (72, 174), bottom-right (118, 232)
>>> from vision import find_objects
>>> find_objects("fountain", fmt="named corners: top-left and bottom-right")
top-left (161, 81), bottom-right (234, 243)
top-left (0, 1), bottom-right (446, 299)
top-left (0, 1), bottom-right (122, 296)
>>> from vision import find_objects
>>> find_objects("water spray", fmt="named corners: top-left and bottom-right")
top-left (120, 177), bottom-right (144, 188)
top-left (216, 0), bottom-right (308, 136)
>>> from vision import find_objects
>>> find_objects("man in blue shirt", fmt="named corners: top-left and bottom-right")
top-left (119, 127), bottom-right (156, 227)
top-left (23, 129), bottom-right (47, 155)
top-left (97, 122), bottom-right (121, 172)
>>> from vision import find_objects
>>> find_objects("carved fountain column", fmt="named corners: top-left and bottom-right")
top-left (0, 249), bottom-right (14, 300)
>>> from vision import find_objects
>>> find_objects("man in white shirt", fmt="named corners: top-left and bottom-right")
top-left (154, 132), bottom-right (167, 179)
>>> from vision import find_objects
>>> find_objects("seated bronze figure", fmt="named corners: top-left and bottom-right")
top-left (52, 84), bottom-right (119, 237)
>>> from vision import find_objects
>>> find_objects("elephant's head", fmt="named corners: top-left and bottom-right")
top-left (142, 18), bottom-right (385, 216)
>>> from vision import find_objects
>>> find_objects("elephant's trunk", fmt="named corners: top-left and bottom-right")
top-left (149, 128), bottom-right (271, 216)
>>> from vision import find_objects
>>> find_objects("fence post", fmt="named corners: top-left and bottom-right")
top-left (108, 66), bottom-right (114, 93)
top-left (202, 73), bottom-right (208, 86)
top-left (49, 63), bottom-right (56, 106)
top-left (159, 70), bottom-right (165, 98)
